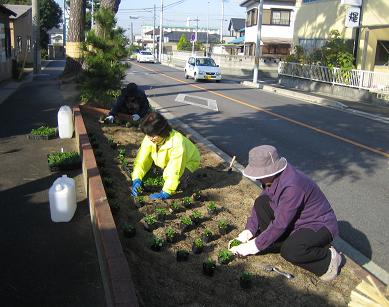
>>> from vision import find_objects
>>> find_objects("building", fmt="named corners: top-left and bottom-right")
top-left (0, 4), bottom-right (16, 82)
top-left (240, 0), bottom-right (296, 59)
top-left (293, 0), bottom-right (389, 72)
top-left (228, 18), bottom-right (246, 38)
top-left (4, 4), bottom-right (32, 65)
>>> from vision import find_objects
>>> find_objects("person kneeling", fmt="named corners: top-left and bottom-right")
top-left (131, 112), bottom-right (200, 200)
top-left (229, 145), bottom-right (342, 281)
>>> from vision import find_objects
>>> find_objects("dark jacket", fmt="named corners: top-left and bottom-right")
top-left (108, 86), bottom-right (150, 118)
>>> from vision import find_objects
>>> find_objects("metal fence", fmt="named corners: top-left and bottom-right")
top-left (278, 62), bottom-right (389, 94)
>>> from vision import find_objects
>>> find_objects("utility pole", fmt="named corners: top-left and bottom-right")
top-left (153, 4), bottom-right (156, 57)
top-left (253, 0), bottom-right (263, 84)
top-left (206, 1), bottom-right (209, 56)
top-left (91, 0), bottom-right (94, 27)
top-left (63, 0), bottom-right (66, 46)
top-left (220, 0), bottom-right (224, 43)
top-left (32, 0), bottom-right (40, 73)
top-left (130, 22), bottom-right (134, 44)
top-left (158, 0), bottom-right (163, 62)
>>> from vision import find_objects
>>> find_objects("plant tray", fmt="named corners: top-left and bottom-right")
top-left (47, 152), bottom-right (82, 172)
top-left (27, 128), bottom-right (58, 140)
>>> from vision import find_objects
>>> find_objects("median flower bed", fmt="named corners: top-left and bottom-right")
top-left (82, 109), bottom-right (360, 307)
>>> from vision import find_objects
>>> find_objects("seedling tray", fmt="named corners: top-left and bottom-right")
top-left (27, 128), bottom-right (58, 140)
top-left (47, 152), bottom-right (82, 172)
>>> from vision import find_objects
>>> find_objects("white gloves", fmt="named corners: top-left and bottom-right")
top-left (228, 229), bottom-right (253, 249)
top-left (131, 114), bottom-right (141, 121)
top-left (105, 115), bottom-right (114, 124)
top-left (229, 239), bottom-right (259, 257)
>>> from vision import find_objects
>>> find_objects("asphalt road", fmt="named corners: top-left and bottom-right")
top-left (125, 61), bottom-right (389, 273)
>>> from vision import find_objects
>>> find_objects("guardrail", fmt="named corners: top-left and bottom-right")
top-left (278, 62), bottom-right (389, 94)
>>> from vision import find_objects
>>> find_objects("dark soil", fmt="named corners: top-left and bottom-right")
top-left (82, 110), bottom-right (359, 307)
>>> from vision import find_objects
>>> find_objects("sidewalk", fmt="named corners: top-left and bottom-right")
top-left (0, 61), bottom-right (105, 306)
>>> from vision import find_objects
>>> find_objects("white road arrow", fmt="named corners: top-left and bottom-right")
top-left (175, 94), bottom-right (218, 112)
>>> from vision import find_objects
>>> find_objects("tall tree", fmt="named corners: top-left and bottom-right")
top-left (95, 0), bottom-right (119, 36)
top-left (63, 0), bottom-right (84, 74)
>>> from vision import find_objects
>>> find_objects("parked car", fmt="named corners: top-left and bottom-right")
top-left (137, 51), bottom-right (156, 63)
top-left (184, 56), bottom-right (222, 82)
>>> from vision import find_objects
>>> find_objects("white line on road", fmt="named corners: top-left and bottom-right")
top-left (175, 94), bottom-right (218, 111)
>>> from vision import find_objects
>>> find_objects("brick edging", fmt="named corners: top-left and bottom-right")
top-left (73, 106), bottom-right (139, 307)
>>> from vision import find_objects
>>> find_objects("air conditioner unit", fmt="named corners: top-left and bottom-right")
top-left (341, 0), bottom-right (362, 6)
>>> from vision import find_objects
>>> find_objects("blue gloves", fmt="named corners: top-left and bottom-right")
top-left (149, 190), bottom-right (171, 200)
top-left (131, 179), bottom-right (142, 197)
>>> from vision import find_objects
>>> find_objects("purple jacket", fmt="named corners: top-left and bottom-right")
top-left (245, 163), bottom-right (339, 251)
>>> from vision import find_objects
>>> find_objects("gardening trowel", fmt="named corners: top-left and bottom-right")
top-left (227, 156), bottom-right (236, 173)
top-left (257, 264), bottom-right (294, 279)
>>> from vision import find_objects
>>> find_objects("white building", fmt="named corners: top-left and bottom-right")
top-left (240, 0), bottom-right (296, 59)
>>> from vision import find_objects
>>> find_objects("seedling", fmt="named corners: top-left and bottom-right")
top-left (108, 137), bottom-right (118, 149)
top-left (201, 228), bottom-right (213, 243)
top-left (207, 201), bottom-right (217, 215)
top-left (103, 177), bottom-right (113, 188)
top-left (229, 239), bottom-right (242, 248)
top-left (165, 227), bottom-right (178, 243)
top-left (181, 196), bottom-right (192, 208)
top-left (202, 258), bottom-right (216, 277)
top-left (192, 238), bottom-right (204, 254)
top-left (169, 201), bottom-right (182, 213)
top-left (192, 190), bottom-right (205, 202)
top-left (134, 195), bottom-right (146, 208)
top-left (47, 151), bottom-right (81, 172)
top-left (143, 176), bottom-right (164, 191)
top-left (218, 249), bottom-right (234, 265)
top-left (176, 249), bottom-right (189, 262)
top-left (240, 271), bottom-right (253, 289)
top-left (180, 216), bottom-right (193, 232)
top-left (123, 224), bottom-right (136, 238)
top-left (190, 210), bottom-right (203, 225)
top-left (29, 125), bottom-right (57, 140)
top-left (150, 236), bottom-right (164, 252)
top-left (155, 207), bottom-right (168, 221)
top-left (144, 214), bottom-right (158, 231)
top-left (218, 219), bottom-right (230, 235)
top-left (125, 121), bottom-right (132, 128)
top-left (109, 201), bottom-right (120, 215)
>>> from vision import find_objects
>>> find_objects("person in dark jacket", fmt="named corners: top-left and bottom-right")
top-left (229, 145), bottom-right (342, 281)
top-left (104, 83), bottom-right (151, 123)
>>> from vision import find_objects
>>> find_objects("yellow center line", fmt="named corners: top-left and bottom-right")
top-left (133, 62), bottom-right (389, 159)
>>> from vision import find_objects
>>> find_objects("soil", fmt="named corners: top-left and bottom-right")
top-left (82, 110), bottom-right (360, 307)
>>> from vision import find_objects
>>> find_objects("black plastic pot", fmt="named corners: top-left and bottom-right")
top-left (207, 208), bottom-right (217, 216)
top-left (109, 202), bottom-right (120, 215)
top-left (202, 262), bottom-right (216, 276)
top-left (144, 222), bottom-right (159, 232)
top-left (176, 250), bottom-right (189, 262)
top-left (150, 242), bottom-right (163, 252)
top-left (192, 244), bottom-right (204, 254)
top-left (123, 225), bottom-right (136, 238)
top-left (240, 277), bottom-right (252, 289)
top-left (201, 234), bottom-right (213, 243)
top-left (166, 233), bottom-right (178, 243)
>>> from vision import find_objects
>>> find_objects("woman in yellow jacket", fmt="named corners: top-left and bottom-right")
top-left (131, 112), bottom-right (200, 200)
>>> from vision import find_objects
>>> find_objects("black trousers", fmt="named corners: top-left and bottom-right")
top-left (254, 195), bottom-right (332, 276)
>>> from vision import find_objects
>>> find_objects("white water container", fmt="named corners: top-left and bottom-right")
top-left (57, 105), bottom-right (73, 139)
top-left (49, 175), bottom-right (77, 222)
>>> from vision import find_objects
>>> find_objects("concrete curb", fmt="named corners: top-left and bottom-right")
top-left (148, 97), bottom-right (388, 289)
top-left (74, 106), bottom-right (139, 307)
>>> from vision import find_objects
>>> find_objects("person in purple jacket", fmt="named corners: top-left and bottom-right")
top-left (229, 145), bottom-right (342, 281)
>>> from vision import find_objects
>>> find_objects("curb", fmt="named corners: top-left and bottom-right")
top-left (148, 98), bottom-right (388, 290)
top-left (74, 106), bottom-right (139, 307)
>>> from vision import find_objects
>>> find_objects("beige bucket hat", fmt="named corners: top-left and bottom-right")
top-left (243, 145), bottom-right (287, 180)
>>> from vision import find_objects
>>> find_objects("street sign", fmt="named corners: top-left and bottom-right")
top-left (345, 6), bottom-right (361, 28)
top-left (341, 0), bottom-right (362, 6)
top-left (190, 33), bottom-right (196, 43)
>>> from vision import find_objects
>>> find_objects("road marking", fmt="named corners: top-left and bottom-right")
top-left (133, 62), bottom-right (389, 159)
top-left (175, 94), bottom-right (218, 111)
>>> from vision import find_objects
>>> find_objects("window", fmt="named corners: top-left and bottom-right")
top-left (298, 38), bottom-right (326, 52)
top-left (271, 10), bottom-right (291, 26)
top-left (303, 0), bottom-right (318, 3)
top-left (262, 9), bottom-right (271, 25)
top-left (16, 36), bottom-right (22, 54)
top-left (246, 8), bottom-right (258, 27)
top-left (375, 41), bottom-right (389, 66)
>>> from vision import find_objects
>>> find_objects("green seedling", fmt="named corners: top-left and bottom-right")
top-left (190, 210), bottom-right (203, 224)
top-left (134, 195), bottom-right (145, 208)
top-left (123, 224), bottom-right (136, 238)
top-left (240, 271), bottom-right (253, 289)
top-left (165, 227), bottom-right (178, 243)
top-left (207, 201), bottom-right (217, 215)
top-left (103, 177), bottom-right (113, 188)
top-left (201, 228), bottom-right (213, 243)
top-left (218, 249), bottom-right (234, 265)
top-left (143, 176), bottom-right (164, 188)
top-left (170, 201), bottom-right (182, 212)
top-left (30, 125), bottom-right (56, 137)
top-left (203, 258), bottom-right (216, 276)
top-left (218, 219), bottom-right (229, 235)
top-left (181, 196), bottom-right (192, 207)
top-left (180, 216), bottom-right (193, 226)
top-left (192, 190), bottom-right (203, 201)
top-left (192, 238), bottom-right (205, 254)
top-left (144, 214), bottom-right (157, 226)
top-left (155, 207), bottom-right (168, 221)
top-left (150, 236), bottom-right (164, 251)
top-left (229, 239), bottom-right (242, 248)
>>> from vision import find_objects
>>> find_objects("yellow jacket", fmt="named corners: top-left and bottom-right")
top-left (131, 129), bottom-right (200, 194)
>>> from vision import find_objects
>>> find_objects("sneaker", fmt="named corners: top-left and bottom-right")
top-left (320, 246), bottom-right (342, 281)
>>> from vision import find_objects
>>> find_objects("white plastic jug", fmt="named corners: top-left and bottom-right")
top-left (57, 105), bottom-right (73, 139)
top-left (49, 175), bottom-right (77, 222)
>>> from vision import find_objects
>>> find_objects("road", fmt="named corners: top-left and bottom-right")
top-left (125, 61), bottom-right (389, 275)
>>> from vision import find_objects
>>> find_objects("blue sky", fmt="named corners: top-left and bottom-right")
top-left (57, 0), bottom-right (246, 36)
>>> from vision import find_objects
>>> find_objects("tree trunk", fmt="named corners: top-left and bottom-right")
top-left (94, 0), bottom-right (120, 36)
top-left (63, 0), bottom-right (85, 75)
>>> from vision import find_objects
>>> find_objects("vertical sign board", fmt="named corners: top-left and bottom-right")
top-left (345, 6), bottom-right (361, 28)
top-left (190, 33), bottom-right (196, 42)
top-left (341, 0), bottom-right (362, 5)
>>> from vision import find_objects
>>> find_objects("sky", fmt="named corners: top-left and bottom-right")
top-left (56, 0), bottom-right (247, 37)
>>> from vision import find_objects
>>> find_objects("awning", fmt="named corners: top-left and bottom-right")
top-left (229, 36), bottom-right (245, 44)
